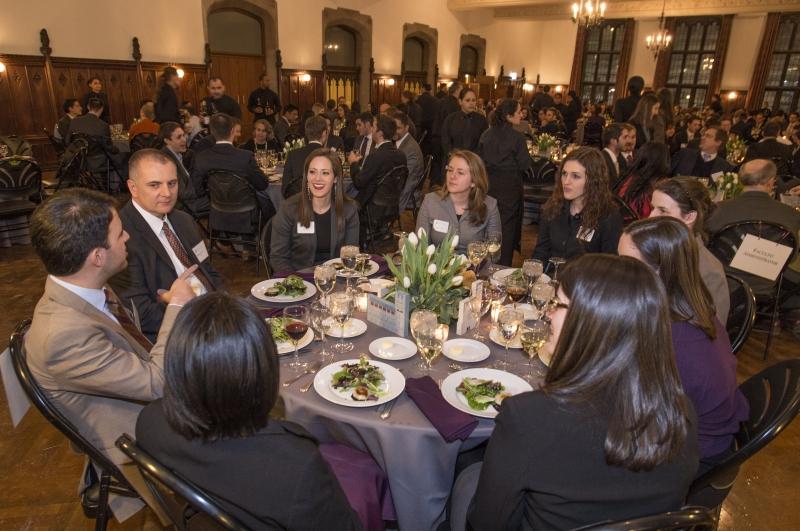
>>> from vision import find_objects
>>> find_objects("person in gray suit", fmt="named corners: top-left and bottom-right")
top-left (25, 188), bottom-right (196, 521)
top-left (416, 149), bottom-right (501, 254)
top-left (393, 110), bottom-right (425, 211)
top-left (270, 148), bottom-right (359, 273)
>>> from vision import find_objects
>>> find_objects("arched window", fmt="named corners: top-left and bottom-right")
top-left (207, 9), bottom-right (263, 55)
top-left (459, 45), bottom-right (478, 78)
top-left (325, 25), bottom-right (357, 68)
top-left (403, 37), bottom-right (426, 72)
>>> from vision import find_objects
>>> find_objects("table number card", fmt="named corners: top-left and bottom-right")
top-left (456, 280), bottom-right (484, 335)
top-left (367, 291), bottom-right (410, 337)
top-left (729, 234), bottom-right (793, 281)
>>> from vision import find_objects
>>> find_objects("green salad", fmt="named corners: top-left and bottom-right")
top-left (264, 275), bottom-right (307, 297)
top-left (456, 378), bottom-right (510, 411)
top-left (269, 317), bottom-right (290, 343)
top-left (331, 356), bottom-right (386, 401)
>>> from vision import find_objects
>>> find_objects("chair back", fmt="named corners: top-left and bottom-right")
top-left (372, 165), bottom-right (409, 209)
top-left (0, 134), bottom-right (34, 157)
top-left (130, 133), bottom-right (162, 153)
top-left (259, 217), bottom-right (273, 278)
top-left (725, 274), bottom-right (756, 354)
top-left (188, 129), bottom-right (210, 150)
top-left (43, 127), bottom-right (66, 157)
top-left (687, 359), bottom-right (800, 503)
top-left (707, 220), bottom-right (798, 277)
top-left (206, 170), bottom-right (258, 214)
top-left (9, 320), bottom-right (136, 493)
top-left (528, 157), bottom-right (557, 185)
top-left (0, 157), bottom-right (43, 201)
top-left (574, 507), bottom-right (716, 531)
top-left (53, 139), bottom-right (90, 190)
top-left (116, 434), bottom-right (249, 531)
top-left (613, 195), bottom-right (639, 226)
top-left (69, 132), bottom-right (107, 156)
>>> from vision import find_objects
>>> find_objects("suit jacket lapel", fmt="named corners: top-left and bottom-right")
top-left (124, 203), bottom-right (174, 268)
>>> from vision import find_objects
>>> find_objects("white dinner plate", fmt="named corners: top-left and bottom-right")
top-left (314, 358), bottom-right (405, 408)
top-left (442, 338), bottom-right (491, 363)
top-left (441, 368), bottom-right (533, 419)
top-left (489, 326), bottom-right (522, 349)
top-left (325, 318), bottom-right (368, 338)
top-left (503, 303), bottom-right (538, 321)
top-left (266, 319), bottom-right (315, 355)
top-left (251, 278), bottom-right (316, 303)
top-left (369, 337), bottom-right (417, 360)
top-left (324, 258), bottom-right (380, 278)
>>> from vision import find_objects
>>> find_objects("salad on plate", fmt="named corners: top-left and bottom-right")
top-left (331, 356), bottom-right (387, 401)
top-left (456, 377), bottom-right (511, 412)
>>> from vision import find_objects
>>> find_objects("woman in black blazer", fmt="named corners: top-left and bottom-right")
top-left (270, 148), bottom-right (359, 272)
top-left (154, 66), bottom-right (181, 124)
top-left (136, 293), bottom-right (360, 530)
top-left (466, 254), bottom-right (699, 530)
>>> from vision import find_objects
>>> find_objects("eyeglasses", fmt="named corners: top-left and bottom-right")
top-left (549, 299), bottom-right (569, 311)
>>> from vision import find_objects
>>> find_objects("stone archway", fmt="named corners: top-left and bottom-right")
top-left (403, 23), bottom-right (438, 86)
top-left (323, 7), bottom-right (372, 106)
top-left (459, 34), bottom-right (486, 79)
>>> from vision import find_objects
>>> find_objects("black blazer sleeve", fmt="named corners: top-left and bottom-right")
top-left (532, 216), bottom-right (552, 261)
top-left (270, 202), bottom-right (296, 273)
top-left (598, 210), bottom-right (623, 254)
top-left (108, 244), bottom-right (166, 339)
top-left (155, 85), bottom-right (180, 124)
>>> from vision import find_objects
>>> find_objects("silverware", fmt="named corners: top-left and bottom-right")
top-left (282, 361), bottom-right (322, 387)
top-left (300, 378), bottom-right (316, 393)
top-left (380, 400), bottom-right (396, 420)
top-left (448, 362), bottom-right (464, 372)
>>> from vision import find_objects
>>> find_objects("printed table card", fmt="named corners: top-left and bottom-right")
top-left (729, 234), bottom-right (794, 281)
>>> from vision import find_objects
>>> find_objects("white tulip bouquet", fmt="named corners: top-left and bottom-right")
top-left (385, 228), bottom-right (469, 324)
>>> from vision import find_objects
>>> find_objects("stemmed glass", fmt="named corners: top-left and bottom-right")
top-left (356, 252), bottom-right (372, 284)
top-left (309, 301), bottom-right (333, 362)
top-left (504, 275), bottom-right (528, 310)
top-left (548, 256), bottom-right (566, 281)
top-left (468, 291), bottom-right (492, 340)
top-left (531, 282), bottom-right (556, 319)
top-left (340, 245), bottom-right (360, 277)
top-left (283, 305), bottom-right (310, 371)
top-left (520, 319), bottom-right (549, 384)
top-left (328, 292), bottom-right (354, 353)
top-left (410, 309), bottom-right (439, 371)
top-left (522, 259), bottom-right (544, 303)
top-left (467, 241), bottom-right (488, 274)
top-left (314, 264), bottom-right (336, 305)
top-left (496, 308), bottom-right (522, 370)
top-left (486, 231), bottom-right (502, 274)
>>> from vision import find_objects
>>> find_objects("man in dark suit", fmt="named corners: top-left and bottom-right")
top-left (399, 91), bottom-right (423, 131)
top-left (274, 104), bottom-right (300, 144)
top-left (159, 121), bottom-right (207, 216)
top-left (617, 123), bottom-right (637, 177)
top-left (111, 149), bottom-right (223, 340)
top-left (191, 113), bottom-right (273, 235)
top-left (80, 77), bottom-right (110, 122)
top-left (671, 115), bottom-right (702, 154)
top-left (531, 85), bottom-right (555, 115)
top-left (352, 112), bottom-right (376, 159)
top-left (431, 81), bottom-right (463, 186)
top-left (745, 120), bottom-right (795, 177)
top-left (247, 73), bottom-right (281, 124)
top-left (612, 76), bottom-right (644, 123)
top-left (416, 84), bottom-right (438, 155)
top-left (67, 97), bottom-right (126, 184)
top-left (348, 115), bottom-right (407, 240)
top-left (54, 98), bottom-right (82, 145)
top-left (601, 123), bottom-right (624, 189)
top-left (672, 126), bottom-right (734, 178)
top-left (321, 114), bottom-right (345, 152)
top-left (282, 115), bottom-right (328, 198)
top-left (202, 77), bottom-right (242, 119)
top-left (393, 111), bottom-right (424, 211)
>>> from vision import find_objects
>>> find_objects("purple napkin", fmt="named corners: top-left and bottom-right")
top-left (371, 254), bottom-right (391, 277)
top-left (405, 376), bottom-right (479, 442)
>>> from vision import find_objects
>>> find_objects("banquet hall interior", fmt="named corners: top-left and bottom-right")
top-left (1, 0), bottom-right (800, 529)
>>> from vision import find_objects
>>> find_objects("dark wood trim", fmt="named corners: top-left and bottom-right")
top-left (653, 17), bottom-right (678, 90)
top-left (569, 24), bottom-right (587, 93)
top-left (707, 15), bottom-right (734, 106)
top-left (746, 12), bottom-right (781, 111)
top-left (614, 19), bottom-right (636, 101)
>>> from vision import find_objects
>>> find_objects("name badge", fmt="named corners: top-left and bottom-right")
top-left (297, 221), bottom-right (315, 234)
top-left (192, 241), bottom-right (209, 262)
top-left (433, 219), bottom-right (450, 233)
top-left (577, 226), bottom-right (595, 243)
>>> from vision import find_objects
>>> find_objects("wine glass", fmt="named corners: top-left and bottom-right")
top-left (340, 245), bottom-right (360, 277)
top-left (522, 259), bottom-right (544, 303)
top-left (314, 264), bottom-right (336, 304)
top-left (283, 306), bottom-right (310, 371)
top-left (309, 301), bottom-right (332, 362)
top-left (495, 308), bottom-right (522, 370)
top-left (548, 256), bottom-right (566, 281)
top-left (468, 293), bottom-right (491, 340)
top-left (467, 241), bottom-right (488, 274)
top-left (504, 275), bottom-right (528, 310)
top-left (486, 231), bottom-right (502, 273)
top-left (414, 319), bottom-right (446, 375)
top-left (328, 292), bottom-right (354, 353)
top-left (410, 309), bottom-right (438, 370)
top-left (520, 319), bottom-right (549, 384)
top-left (531, 282), bottom-right (556, 318)
top-left (356, 252), bottom-right (372, 283)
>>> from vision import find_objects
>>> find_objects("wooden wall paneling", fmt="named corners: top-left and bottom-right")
top-left (104, 66), bottom-right (139, 127)
top-left (4, 62), bottom-right (37, 136)
top-left (281, 69), bottom-right (325, 115)
top-left (0, 63), bottom-right (16, 134)
top-left (372, 75), bottom-right (401, 105)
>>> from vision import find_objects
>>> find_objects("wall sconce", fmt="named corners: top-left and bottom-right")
top-left (555, 85), bottom-right (563, 93)
top-left (523, 83), bottom-right (534, 91)
top-left (300, 73), bottom-right (311, 83)
top-left (465, 74), bottom-right (470, 84)
top-left (176, 68), bottom-right (185, 79)
top-left (387, 78), bottom-right (395, 86)
top-left (325, 43), bottom-right (339, 50)
top-left (0, 62), bottom-right (6, 73)
top-left (509, 71), bottom-right (518, 81)
top-left (727, 91), bottom-right (738, 101)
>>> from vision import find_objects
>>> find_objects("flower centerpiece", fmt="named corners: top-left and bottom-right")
top-left (711, 171), bottom-right (743, 201)
top-left (726, 135), bottom-right (746, 165)
top-left (283, 138), bottom-right (304, 158)
top-left (385, 228), bottom-right (469, 325)
top-left (535, 133), bottom-right (559, 156)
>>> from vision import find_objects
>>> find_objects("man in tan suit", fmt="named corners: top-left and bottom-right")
top-left (25, 187), bottom-right (196, 522)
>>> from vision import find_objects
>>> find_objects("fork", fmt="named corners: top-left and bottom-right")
top-left (448, 362), bottom-right (465, 372)
top-left (282, 361), bottom-right (322, 387)
top-left (379, 400), bottom-right (396, 420)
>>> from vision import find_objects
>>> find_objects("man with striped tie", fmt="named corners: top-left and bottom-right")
top-left (111, 149), bottom-right (224, 340)
top-left (25, 187), bottom-right (197, 522)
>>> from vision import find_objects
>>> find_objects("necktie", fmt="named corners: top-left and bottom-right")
top-left (162, 221), bottom-right (215, 293)
top-left (625, 153), bottom-right (633, 166)
top-left (104, 288), bottom-right (153, 351)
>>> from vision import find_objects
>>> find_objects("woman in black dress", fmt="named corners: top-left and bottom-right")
top-left (154, 66), bottom-right (181, 124)
top-left (441, 87), bottom-right (488, 159)
top-left (477, 99), bottom-right (531, 265)
top-left (239, 119), bottom-right (282, 152)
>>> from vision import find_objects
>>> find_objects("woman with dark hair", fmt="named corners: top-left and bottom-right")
top-left (629, 93), bottom-right (664, 147)
top-left (270, 148), bottom-right (359, 272)
top-left (616, 141), bottom-right (670, 220)
top-left (512, 106), bottom-right (533, 136)
top-left (532, 147), bottom-right (623, 265)
top-left (136, 292), bottom-right (360, 530)
top-left (563, 90), bottom-right (582, 137)
top-left (657, 87), bottom-right (675, 129)
top-left (240, 119), bottom-right (282, 152)
top-left (618, 217), bottom-right (748, 472)
top-left (477, 98), bottom-right (532, 265)
top-left (440, 87), bottom-right (489, 158)
top-left (416, 149), bottom-right (501, 254)
top-left (155, 66), bottom-right (182, 124)
top-left (650, 177), bottom-right (730, 323)
top-left (466, 254), bottom-right (698, 530)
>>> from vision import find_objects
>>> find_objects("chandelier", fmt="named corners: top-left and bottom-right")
top-left (645, 0), bottom-right (672, 58)
top-left (571, 1), bottom-right (607, 28)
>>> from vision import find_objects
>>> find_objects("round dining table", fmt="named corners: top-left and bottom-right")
top-left (248, 276), bottom-right (546, 531)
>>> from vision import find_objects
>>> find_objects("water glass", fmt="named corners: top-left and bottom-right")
top-left (309, 301), bottom-right (332, 362)
top-left (314, 264), bottom-right (337, 304)
top-left (340, 245), bottom-right (360, 276)
top-left (467, 241), bottom-right (488, 273)
top-left (495, 308), bottom-right (522, 370)
top-left (520, 319), bottom-right (549, 384)
top-left (328, 292), bottom-right (354, 353)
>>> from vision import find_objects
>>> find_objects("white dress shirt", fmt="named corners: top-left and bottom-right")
top-left (50, 275), bottom-right (119, 324)
top-left (131, 200), bottom-right (207, 295)
top-left (603, 147), bottom-right (619, 176)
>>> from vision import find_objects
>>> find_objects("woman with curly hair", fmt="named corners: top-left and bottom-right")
top-left (532, 147), bottom-right (623, 266)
